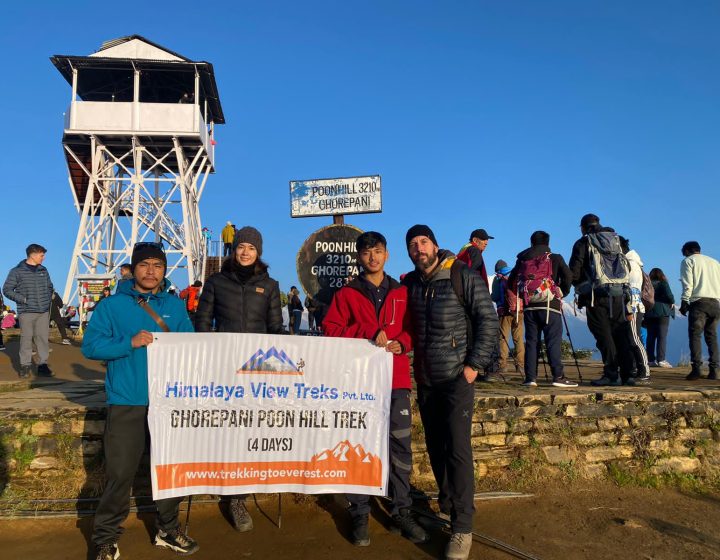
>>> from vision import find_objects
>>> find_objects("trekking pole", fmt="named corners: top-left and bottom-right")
top-left (184, 496), bottom-right (193, 536)
top-left (561, 308), bottom-right (583, 383)
top-left (539, 339), bottom-right (549, 383)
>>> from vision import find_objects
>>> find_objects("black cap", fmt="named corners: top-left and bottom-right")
top-left (470, 229), bottom-right (494, 241)
top-left (406, 224), bottom-right (438, 248)
top-left (131, 242), bottom-right (167, 272)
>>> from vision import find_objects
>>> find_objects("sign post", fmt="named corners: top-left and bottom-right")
top-left (290, 175), bottom-right (382, 323)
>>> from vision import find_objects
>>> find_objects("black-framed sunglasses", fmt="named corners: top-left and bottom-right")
top-left (133, 241), bottom-right (164, 250)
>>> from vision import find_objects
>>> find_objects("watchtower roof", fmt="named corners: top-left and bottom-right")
top-left (51, 35), bottom-right (225, 124)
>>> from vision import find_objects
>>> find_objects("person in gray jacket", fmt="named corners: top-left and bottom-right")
top-left (2, 244), bottom-right (54, 378)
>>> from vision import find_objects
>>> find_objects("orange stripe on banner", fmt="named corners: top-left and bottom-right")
top-left (155, 458), bottom-right (383, 490)
top-left (156, 440), bottom-right (383, 490)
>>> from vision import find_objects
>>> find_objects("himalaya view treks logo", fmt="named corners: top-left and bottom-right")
top-left (237, 347), bottom-right (305, 375)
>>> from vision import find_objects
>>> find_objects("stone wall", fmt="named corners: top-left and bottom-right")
top-left (2, 387), bottom-right (720, 510)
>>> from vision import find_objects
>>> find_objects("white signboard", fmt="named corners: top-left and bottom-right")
top-left (147, 333), bottom-right (392, 500)
top-left (290, 175), bottom-right (382, 217)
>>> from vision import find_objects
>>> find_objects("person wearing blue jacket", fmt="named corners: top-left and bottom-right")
top-left (83, 242), bottom-right (197, 560)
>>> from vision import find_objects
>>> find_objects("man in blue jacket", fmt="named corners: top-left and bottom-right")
top-left (3, 243), bottom-right (54, 378)
top-left (82, 242), bottom-right (197, 560)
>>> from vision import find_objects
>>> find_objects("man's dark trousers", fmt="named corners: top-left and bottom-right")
top-left (585, 297), bottom-right (627, 379)
top-left (524, 310), bottom-right (564, 381)
top-left (347, 389), bottom-right (413, 518)
top-left (93, 405), bottom-right (184, 546)
top-left (417, 376), bottom-right (475, 533)
top-left (689, 298), bottom-right (720, 371)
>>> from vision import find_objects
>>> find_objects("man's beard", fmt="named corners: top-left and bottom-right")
top-left (413, 252), bottom-right (438, 271)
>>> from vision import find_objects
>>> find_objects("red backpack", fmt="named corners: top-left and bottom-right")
top-left (516, 253), bottom-right (562, 320)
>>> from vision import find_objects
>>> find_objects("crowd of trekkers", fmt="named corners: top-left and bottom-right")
top-left (1, 214), bottom-right (719, 560)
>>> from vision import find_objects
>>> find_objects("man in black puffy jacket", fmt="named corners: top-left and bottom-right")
top-left (402, 225), bottom-right (498, 560)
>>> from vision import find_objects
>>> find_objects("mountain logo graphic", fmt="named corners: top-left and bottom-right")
top-left (237, 347), bottom-right (304, 375)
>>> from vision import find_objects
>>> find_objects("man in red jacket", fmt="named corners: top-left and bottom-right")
top-left (323, 231), bottom-right (428, 547)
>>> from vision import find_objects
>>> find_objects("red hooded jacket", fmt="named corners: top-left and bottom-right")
top-left (323, 275), bottom-right (412, 390)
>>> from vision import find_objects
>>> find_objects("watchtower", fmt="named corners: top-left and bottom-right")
top-left (51, 35), bottom-right (224, 307)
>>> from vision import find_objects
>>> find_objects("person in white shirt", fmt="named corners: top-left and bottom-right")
top-left (679, 241), bottom-right (720, 380)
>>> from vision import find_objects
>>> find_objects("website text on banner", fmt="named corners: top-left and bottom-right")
top-left (148, 333), bottom-right (392, 501)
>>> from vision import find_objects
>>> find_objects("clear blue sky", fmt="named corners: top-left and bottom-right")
top-left (1, 1), bottom-right (718, 302)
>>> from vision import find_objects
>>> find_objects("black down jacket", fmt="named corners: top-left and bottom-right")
top-left (403, 250), bottom-right (498, 386)
top-left (195, 260), bottom-right (283, 334)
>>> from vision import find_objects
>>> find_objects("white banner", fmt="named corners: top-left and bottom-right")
top-left (148, 333), bottom-right (392, 500)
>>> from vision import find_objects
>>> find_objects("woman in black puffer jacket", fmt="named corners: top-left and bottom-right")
top-left (195, 226), bottom-right (283, 335)
top-left (195, 226), bottom-right (282, 532)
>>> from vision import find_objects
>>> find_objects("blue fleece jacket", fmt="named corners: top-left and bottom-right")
top-left (82, 279), bottom-right (193, 405)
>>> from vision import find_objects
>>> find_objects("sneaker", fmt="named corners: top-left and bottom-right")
top-left (648, 361), bottom-right (658, 368)
top-left (36, 364), bottom-right (54, 377)
top-left (18, 365), bottom-right (32, 379)
top-left (351, 513), bottom-right (370, 546)
top-left (686, 369), bottom-right (702, 381)
top-left (658, 361), bottom-right (673, 369)
top-left (229, 498), bottom-right (253, 532)
top-left (154, 529), bottom-right (199, 555)
top-left (522, 380), bottom-right (537, 387)
top-left (626, 375), bottom-right (651, 386)
top-left (391, 508), bottom-right (430, 544)
top-left (590, 376), bottom-right (621, 387)
top-left (552, 377), bottom-right (579, 388)
top-left (0, 345), bottom-right (6, 351)
top-left (95, 543), bottom-right (120, 560)
top-left (61, 338), bottom-right (72, 345)
top-left (445, 532), bottom-right (472, 560)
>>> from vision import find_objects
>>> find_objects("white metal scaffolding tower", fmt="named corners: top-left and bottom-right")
top-left (51, 35), bottom-right (225, 309)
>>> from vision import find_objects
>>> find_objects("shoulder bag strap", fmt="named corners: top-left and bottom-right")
top-left (136, 297), bottom-right (171, 332)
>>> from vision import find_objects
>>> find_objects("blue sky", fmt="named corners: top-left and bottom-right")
top-left (1, 1), bottom-right (718, 303)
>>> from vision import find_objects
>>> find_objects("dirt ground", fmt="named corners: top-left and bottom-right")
top-left (1, 482), bottom-right (719, 560)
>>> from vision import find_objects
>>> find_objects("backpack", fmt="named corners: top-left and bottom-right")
top-left (640, 270), bottom-right (655, 311)
top-left (455, 243), bottom-right (473, 267)
top-left (585, 231), bottom-right (631, 302)
top-left (515, 253), bottom-right (562, 321)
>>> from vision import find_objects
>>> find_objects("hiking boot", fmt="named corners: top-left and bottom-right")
top-left (708, 368), bottom-right (718, 381)
top-left (391, 508), bottom-right (429, 544)
top-left (0, 345), bottom-right (6, 351)
top-left (658, 360), bottom-right (673, 369)
top-left (591, 376), bottom-right (621, 387)
top-left (351, 513), bottom-right (370, 546)
top-left (36, 364), bottom-right (54, 377)
top-left (154, 529), bottom-right (199, 555)
top-left (95, 543), bottom-right (120, 560)
top-left (445, 532), bottom-right (472, 560)
top-left (18, 365), bottom-right (32, 379)
top-left (648, 361), bottom-right (658, 367)
top-left (61, 338), bottom-right (72, 345)
top-left (521, 379), bottom-right (537, 387)
top-left (552, 377), bottom-right (578, 388)
top-left (686, 369), bottom-right (702, 381)
top-left (626, 375), bottom-right (651, 386)
top-left (229, 498), bottom-right (253, 532)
